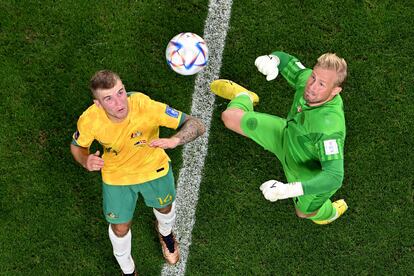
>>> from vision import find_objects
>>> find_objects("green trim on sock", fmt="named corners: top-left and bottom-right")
top-left (308, 200), bottom-right (336, 221)
top-left (227, 95), bottom-right (253, 112)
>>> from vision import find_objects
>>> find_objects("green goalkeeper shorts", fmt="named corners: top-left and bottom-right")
top-left (240, 111), bottom-right (287, 162)
top-left (102, 163), bottom-right (176, 224)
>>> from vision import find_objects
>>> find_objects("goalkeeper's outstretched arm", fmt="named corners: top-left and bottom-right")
top-left (272, 51), bottom-right (308, 88)
top-left (255, 51), bottom-right (308, 88)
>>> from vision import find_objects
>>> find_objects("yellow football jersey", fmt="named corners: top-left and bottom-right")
top-left (72, 92), bottom-right (184, 185)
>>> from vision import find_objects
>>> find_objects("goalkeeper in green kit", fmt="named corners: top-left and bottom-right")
top-left (210, 51), bottom-right (348, 224)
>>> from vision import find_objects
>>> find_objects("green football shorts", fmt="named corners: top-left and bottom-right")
top-left (102, 163), bottom-right (176, 224)
top-left (240, 111), bottom-right (287, 163)
top-left (240, 111), bottom-right (335, 214)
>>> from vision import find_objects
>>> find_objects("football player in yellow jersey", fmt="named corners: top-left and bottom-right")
top-left (70, 70), bottom-right (205, 275)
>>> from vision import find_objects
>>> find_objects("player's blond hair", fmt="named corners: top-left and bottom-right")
top-left (315, 53), bottom-right (347, 87)
top-left (89, 70), bottom-right (121, 98)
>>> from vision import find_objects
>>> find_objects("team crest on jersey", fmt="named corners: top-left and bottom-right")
top-left (165, 106), bottom-right (179, 118)
top-left (131, 130), bottom-right (142, 138)
top-left (297, 105), bottom-right (302, 113)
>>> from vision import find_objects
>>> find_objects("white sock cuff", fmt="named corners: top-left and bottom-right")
top-left (153, 201), bottom-right (176, 236)
top-left (153, 201), bottom-right (176, 217)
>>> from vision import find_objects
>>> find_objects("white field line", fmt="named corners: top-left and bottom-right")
top-left (161, 0), bottom-right (233, 275)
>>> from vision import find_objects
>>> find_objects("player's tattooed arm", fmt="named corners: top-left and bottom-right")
top-left (149, 115), bottom-right (205, 149)
top-left (173, 115), bottom-right (205, 145)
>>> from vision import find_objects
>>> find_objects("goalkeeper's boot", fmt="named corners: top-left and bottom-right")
top-left (210, 79), bottom-right (259, 105)
top-left (156, 224), bottom-right (180, 265)
top-left (313, 199), bottom-right (348, 225)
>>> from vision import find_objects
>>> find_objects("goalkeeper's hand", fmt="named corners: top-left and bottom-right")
top-left (259, 180), bottom-right (304, 202)
top-left (254, 55), bottom-right (280, 81)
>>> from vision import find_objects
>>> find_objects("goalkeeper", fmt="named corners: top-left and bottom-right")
top-left (210, 52), bottom-right (348, 224)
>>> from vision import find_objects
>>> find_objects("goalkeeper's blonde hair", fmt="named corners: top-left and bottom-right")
top-left (315, 53), bottom-right (347, 87)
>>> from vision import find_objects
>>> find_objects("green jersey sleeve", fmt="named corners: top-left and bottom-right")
top-left (301, 159), bottom-right (344, 194)
top-left (316, 137), bottom-right (345, 161)
top-left (271, 51), bottom-right (308, 88)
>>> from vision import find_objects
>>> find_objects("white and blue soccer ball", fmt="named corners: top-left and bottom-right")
top-left (165, 32), bottom-right (208, 75)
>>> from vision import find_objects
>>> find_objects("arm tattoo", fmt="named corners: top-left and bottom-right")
top-left (173, 116), bottom-right (205, 145)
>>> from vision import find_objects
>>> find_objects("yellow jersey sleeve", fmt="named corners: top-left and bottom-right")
top-left (72, 105), bottom-right (98, 148)
top-left (131, 93), bottom-right (183, 130)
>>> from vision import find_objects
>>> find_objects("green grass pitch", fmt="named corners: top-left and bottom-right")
top-left (0, 0), bottom-right (413, 275)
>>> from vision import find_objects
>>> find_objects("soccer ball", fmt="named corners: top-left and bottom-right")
top-left (165, 32), bottom-right (208, 75)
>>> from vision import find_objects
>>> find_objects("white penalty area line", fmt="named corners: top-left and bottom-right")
top-left (161, 0), bottom-right (233, 275)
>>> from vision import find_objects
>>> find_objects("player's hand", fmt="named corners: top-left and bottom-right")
top-left (85, 150), bottom-right (104, 171)
top-left (259, 180), bottom-right (304, 202)
top-left (254, 55), bottom-right (280, 81)
top-left (149, 137), bottom-right (180, 149)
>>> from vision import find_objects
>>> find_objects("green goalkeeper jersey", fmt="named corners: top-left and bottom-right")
top-left (273, 51), bottom-right (346, 195)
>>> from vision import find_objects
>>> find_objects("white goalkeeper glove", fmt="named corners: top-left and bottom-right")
top-left (259, 180), bottom-right (304, 202)
top-left (254, 54), bottom-right (280, 81)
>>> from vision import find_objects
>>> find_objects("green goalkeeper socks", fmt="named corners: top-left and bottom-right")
top-left (227, 94), bottom-right (254, 112)
top-left (308, 200), bottom-right (337, 221)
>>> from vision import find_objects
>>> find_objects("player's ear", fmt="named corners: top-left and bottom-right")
top-left (332, 86), bottom-right (342, 96)
top-left (93, 99), bottom-right (101, 108)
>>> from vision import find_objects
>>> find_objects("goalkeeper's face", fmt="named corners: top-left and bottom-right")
top-left (93, 79), bottom-right (129, 123)
top-left (304, 67), bottom-right (342, 107)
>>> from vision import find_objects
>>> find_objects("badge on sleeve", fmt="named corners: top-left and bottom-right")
top-left (165, 106), bottom-right (179, 118)
top-left (74, 130), bottom-right (80, 140)
top-left (323, 139), bottom-right (339, 155)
